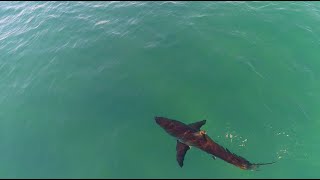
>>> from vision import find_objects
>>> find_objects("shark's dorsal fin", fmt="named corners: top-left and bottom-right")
top-left (188, 120), bottom-right (206, 130)
top-left (176, 140), bottom-right (190, 167)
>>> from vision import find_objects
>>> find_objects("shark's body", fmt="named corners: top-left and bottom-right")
top-left (155, 116), bottom-right (275, 170)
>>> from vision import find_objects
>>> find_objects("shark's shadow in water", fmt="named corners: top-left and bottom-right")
top-left (155, 116), bottom-right (276, 170)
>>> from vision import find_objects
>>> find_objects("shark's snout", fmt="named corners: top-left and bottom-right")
top-left (155, 116), bottom-right (171, 128)
top-left (155, 116), bottom-right (161, 124)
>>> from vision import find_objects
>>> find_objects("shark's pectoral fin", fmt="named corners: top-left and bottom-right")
top-left (188, 120), bottom-right (206, 131)
top-left (176, 140), bottom-right (190, 167)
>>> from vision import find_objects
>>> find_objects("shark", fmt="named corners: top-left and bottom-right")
top-left (155, 116), bottom-right (276, 170)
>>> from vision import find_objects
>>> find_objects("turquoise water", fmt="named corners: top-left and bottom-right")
top-left (0, 1), bottom-right (320, 178)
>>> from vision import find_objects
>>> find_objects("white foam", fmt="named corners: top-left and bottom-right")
top-left (95, 20), bottom-right (110, 26)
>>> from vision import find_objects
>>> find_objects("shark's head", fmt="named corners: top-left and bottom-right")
top-left (155, 116), bottom-right (171, 129)
top-left (155, 117), bottom-right (193, 139)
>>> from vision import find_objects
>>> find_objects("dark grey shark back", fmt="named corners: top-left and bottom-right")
top-left (155, 116), bottom-right (277, 170)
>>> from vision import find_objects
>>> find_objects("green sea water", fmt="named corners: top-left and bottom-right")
top-left (0, 1), bottom-right (320, 178)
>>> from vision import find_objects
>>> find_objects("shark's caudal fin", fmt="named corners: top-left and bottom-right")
top-left (188, 120), bottom-right (206, 131)
top-left (249, 161), bottom-right (277, 171)
top-left (176, 140), bottom-right (190, 167)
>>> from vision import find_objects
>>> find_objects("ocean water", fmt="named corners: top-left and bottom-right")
top-left (0, 1), bottom-right (320, 178)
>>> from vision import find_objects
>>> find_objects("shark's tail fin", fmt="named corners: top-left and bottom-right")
top-left (249, 161), bottom-right (277, 171)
